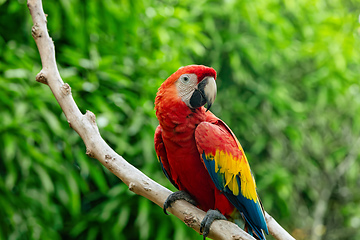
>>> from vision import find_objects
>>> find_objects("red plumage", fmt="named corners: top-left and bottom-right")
top-left (154, 65), bottom-right (234, 217)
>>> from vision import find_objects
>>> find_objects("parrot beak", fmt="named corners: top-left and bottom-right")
top-left (189, 76), bottom-right (217, 111)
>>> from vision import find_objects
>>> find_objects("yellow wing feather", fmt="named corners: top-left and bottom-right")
top-left (212, 148), bottom-right (257, 201)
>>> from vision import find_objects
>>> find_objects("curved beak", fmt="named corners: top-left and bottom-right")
top-left (189, 76), bottom-right (217, 111)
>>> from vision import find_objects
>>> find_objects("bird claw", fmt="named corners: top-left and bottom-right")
top-left (200, 209), bottom-right (227, 239)
top-left (163, 190), bottom-right (197, 215)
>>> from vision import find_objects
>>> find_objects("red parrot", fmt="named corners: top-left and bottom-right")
top-left (154, 65), bottom-right (268, 239)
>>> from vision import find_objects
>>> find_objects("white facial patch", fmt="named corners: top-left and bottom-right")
top-left (176, 73), bottom-right (198, 107)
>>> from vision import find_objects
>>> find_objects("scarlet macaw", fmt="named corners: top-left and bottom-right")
top-left (154, 65), bottom-right (268, 239)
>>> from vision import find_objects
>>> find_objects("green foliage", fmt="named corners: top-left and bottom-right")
top-left (1, 0), bottom-right (360, 239)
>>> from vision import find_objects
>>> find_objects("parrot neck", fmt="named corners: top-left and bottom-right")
top-left (154, 85), bottom-right (219, 145)
top-left (155, 93), bottom-right (207, 135)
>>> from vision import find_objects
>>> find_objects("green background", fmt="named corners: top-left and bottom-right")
top-left (1, 0), bottom-right (360, 239)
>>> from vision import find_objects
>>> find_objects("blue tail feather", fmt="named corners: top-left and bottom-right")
top-left (202, 152), bottom-right (268, 240)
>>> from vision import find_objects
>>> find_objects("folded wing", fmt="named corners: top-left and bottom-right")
top-left (154, 125), bottom-right (179, 189)
top-left (195, 120), bottom-right (268, 239)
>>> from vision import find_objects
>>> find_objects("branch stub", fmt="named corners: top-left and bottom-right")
top-left (61, 83), bottom-right (71, 95)
top-left (86, 148), bottom-right (95, 158)
top-left (36, 71), bottom-right (48, 85)
top-left (184, 214), bottom-right (198, 228)
top-left (85, 110), bottom-right (96, 124)
top-left (129, 182), bottom-right (136, 192)
top-left (31, 23), bottom-right (42, 39)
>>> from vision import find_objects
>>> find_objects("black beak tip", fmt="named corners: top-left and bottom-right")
top-left (205, 103), bottom-right (212, 112)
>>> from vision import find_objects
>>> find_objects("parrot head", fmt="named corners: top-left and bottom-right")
top-left (157, 65), bottom-right (217, 111)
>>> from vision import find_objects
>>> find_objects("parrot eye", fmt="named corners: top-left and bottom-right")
top-left (180, 74), bottom-right (191, 84)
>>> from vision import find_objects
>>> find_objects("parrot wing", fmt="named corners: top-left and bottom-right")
top-left (154, 125), bottom-right (179, 189)
top-left (195, 119), bottom-right (268, 239)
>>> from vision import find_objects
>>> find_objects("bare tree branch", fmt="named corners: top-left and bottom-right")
top-left (265, 212), bottom-right (295, 240)
top-left (27, 1), bottom-right (295, 239)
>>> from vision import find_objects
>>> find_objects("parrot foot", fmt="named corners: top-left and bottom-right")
top-left (200, 209), bottom-right (227, 240)
top-left (163, 190), bottom-right (197, 215)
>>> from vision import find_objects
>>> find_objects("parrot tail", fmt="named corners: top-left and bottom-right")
top-left (244, 220), bottom-right (266, 240)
